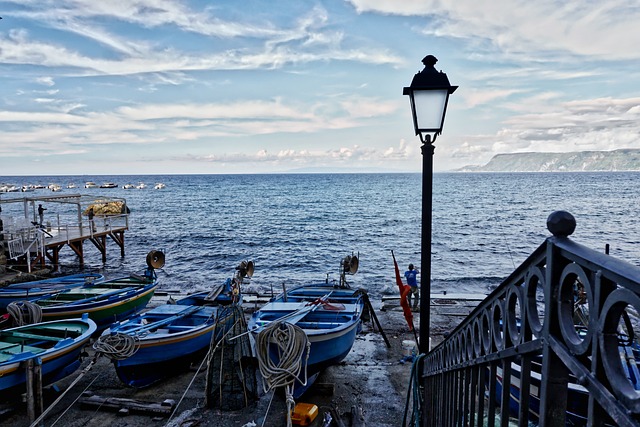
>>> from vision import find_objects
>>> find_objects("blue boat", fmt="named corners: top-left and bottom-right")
top-left (32, 251), bottom-right (165, 331)
top-left (97, 261), bottom-right (252, 388)
top-left (0, 314), bottom-right (97, 396)
top-left (0, 273), bottom-right (104, 309)
top-left (249, 255), bottom-right (364, 398)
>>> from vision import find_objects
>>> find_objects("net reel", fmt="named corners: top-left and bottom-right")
top-left (339, 253), bottom-right (359, 288)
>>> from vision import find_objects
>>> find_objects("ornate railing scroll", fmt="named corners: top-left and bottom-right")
top-left (421, 211), bottom-right (640, 426)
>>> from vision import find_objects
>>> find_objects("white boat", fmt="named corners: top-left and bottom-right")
top-left (67, 183), bottom-right (77, 189)
top-left (136, 182), bottom-right (146, 189)
top-left (154, 183), bottom-right (166, 190)
top-left (85, 182), bottom-right (98, 188)
top-left (122, 184), bottom-right (135, 189)
top-left (48, 184), bottom-right (62, 192)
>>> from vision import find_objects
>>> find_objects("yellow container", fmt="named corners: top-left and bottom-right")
top-left (291, 402), bottom-right (319, 426)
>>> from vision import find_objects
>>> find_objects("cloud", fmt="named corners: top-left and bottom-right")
top-left (347, 0), bottom-right (640, 61)
top-left (447, 96), bottom-right (640, 167)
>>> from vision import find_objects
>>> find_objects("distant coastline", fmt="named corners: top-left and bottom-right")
top-left (457, 148), bottom-right (640, 172)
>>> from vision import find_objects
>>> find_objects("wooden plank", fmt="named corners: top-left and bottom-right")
top-left (79, 392), bottom-right (175, 416)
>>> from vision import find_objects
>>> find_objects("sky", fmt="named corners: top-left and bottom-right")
top-left (1, 0), bottom-right (639, 175)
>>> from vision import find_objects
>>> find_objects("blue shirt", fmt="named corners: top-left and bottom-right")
top-left (404, 269), bottom-right (418, 287)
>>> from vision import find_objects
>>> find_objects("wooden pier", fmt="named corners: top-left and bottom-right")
top-left (41, 219), bottom-right (127, 267)
top-left (0, 194), bottom-right (129, 271)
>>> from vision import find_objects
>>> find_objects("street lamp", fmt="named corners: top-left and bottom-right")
top-left (403, 55), bottom-right (457, 353)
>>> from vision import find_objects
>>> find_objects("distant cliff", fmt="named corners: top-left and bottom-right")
top-left (459, 149), bottom-right (640, 172)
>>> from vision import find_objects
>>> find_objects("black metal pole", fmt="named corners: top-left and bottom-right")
top-left (420, 136), bottom-right (434, 354)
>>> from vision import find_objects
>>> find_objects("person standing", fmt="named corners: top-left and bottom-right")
top-left (37, 204), bottom-right (47, 226)
top-left (88, 207), bottom-right (96, 232)
top-left (404, 263), bottom-right (420, 311)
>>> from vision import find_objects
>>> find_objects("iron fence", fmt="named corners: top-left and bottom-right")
top-left (421, 211), bottom-right (640, 426)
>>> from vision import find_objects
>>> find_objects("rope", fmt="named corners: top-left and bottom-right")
top-left (402, 353), bottom-right (426, 427)
top-left (29, 355), bottom-right (100, 427)
top-left (255, 321), bottom-right (310, 427)
top-left (92, 333), bottom-right (139, 360)
top-left (166, 310), bottom-right (241, 426)
top-left (6, 301), bottom-right (42, 326)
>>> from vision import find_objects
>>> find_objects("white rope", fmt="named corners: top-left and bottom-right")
top-left (6, 301), bottom-right (42, 326)
top-left (255, 321), bottom-right (310, 427)
top-left (93, 333), bottom-right (139, 360)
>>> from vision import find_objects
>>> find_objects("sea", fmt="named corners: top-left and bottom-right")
top-left (1, 172), bottom-right (640, 299)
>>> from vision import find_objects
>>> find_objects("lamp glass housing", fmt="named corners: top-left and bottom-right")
top-left (412, 88), bottom-right (449, 133)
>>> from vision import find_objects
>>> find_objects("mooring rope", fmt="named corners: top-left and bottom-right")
top-left (255, 321), bottom-right (310, 427)
top-left (165, 314), bottom-right (241, 426)
top-left (92, 333), bottom-right (139, 360)
top-left (29, 354), bottom-right (101, 427)
top-left (6, 301), bottom-right (42, 326)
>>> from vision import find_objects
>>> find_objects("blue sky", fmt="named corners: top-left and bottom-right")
top-left (1, 0), bottom-right (639, 175)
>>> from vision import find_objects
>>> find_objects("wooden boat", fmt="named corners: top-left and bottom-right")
top-left (0, 314), bottom-right (97, 396)
top-left (98, 261), bottom-right (253, 388)
top-left (33, 251), bottom-right (165, 331)
top-left (249, 255), bottom-right (364, 398)
top-left (0, 273), bottom-right (104, 309)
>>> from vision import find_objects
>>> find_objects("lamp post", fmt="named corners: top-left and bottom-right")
top-left (403, 55), bottom-right (457, 353)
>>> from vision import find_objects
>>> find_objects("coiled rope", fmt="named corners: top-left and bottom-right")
top-left (93, 333), bottom-right (140, 360)
top-left (7, 301), bottom-right (42, 326)
top-left (255, 321), bottom-right (310, 427)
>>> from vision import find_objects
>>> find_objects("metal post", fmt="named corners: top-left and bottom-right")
top-left (420, 135), bottom-right (434, 353)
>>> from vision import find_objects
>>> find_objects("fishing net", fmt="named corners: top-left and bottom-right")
top-left (205, 305), bottom-right (258, 410)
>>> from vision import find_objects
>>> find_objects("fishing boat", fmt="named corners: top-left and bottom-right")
top-left (0, 314), bottom-right (97, 396)
top-left (0, 273), bottom-right (104, 309)
top-left (249, 255), bottom-right (364, 398)
top-left (98, 260), bottom-right (253, 388)
top-left (32, 251), bottom-right (165, 331)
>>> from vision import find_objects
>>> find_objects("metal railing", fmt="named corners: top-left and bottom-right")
top-left (421, 211), bottom-right (640, 426)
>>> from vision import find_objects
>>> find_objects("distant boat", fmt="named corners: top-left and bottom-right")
top-left (21, 185), bottom-right (35, 192)
top-left (99, 182), bottom-right (118, 189)
top-left (49, 184), bottom-right (62, 192)
top-left (122, 184), bottom-right (135, 189)
top-left (67, 183), bottom-right (77, 189)
top-left (154, 183), bottom-right (166, 190)
top-left (0, 273), bottom-right (105, 309)
top-left (85, 181), bottom-right (98, 188)
top-left (0, 314), bottom-right (97, 396)
top-left (249, 255), bottom-right (364, 398)
top-left (135, 182), bottom-right (146, 189)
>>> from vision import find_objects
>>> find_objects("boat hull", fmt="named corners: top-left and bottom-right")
top-left (105, 303), bottom-right (238, 388)
top-left (37, 276), bottom-right (158, 331)
top-left (0, 273), bottom-right (104, 308)
top-left (249, 284), bottom-right (364, 398)
top-left (0, 316), bottom-right (96, 396)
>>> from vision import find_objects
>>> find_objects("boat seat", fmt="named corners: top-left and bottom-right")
top-left (1, 331), bottom-right (64, 341)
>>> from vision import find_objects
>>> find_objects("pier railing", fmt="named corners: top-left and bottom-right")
top-left (422, 211), bottom-right (640, 426)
